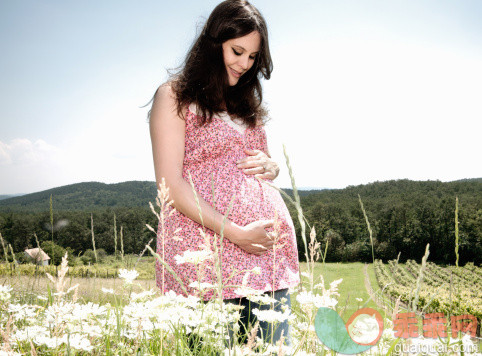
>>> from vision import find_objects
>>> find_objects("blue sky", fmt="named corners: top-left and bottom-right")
top-left (1, 0), bottom-right (481, 195)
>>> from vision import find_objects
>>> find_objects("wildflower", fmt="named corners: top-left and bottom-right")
top-left (246, 293), bottom-right (277, 305)
top-left (71, 302), bottom-right (107, 319)
top-left (252, 308), bottom-right (292, 323)
top-left (7, 304), bottom-right (40, 322)
top-left (252, 266), bottom-right (262, 275)
top-left (296, 290), bottom-right (338, 308)
top-left (67, 333), bottom-right (94, 352)
top-left (330, 278), bottom-right (343, 290)
top-left (130, 289), bottom-right (156, 301)
top-left (265, 343), bottom-right (294, 356)
top-left (242, 271), bottom-right (251, 285)
top-left (11, 325), bottom-right (49, 342)
top-left (0, 285), bottom-right (13, 302)
top-left (101, 287), bottom-right (114, 294)
top-left (356, 297), bottom-right (363, 302)
top-left (188, 281), bottom-right (215, 290)
top-left (233, 286), bottom-right (261, 298)
top-left (118, 269), bottom-right (139, 284)
top-left (222, 346), bottom-right (245, 356)
top-left (174, 249), bottom-right (213, 265)
top-left (33, 335), bottom-right (63, 349)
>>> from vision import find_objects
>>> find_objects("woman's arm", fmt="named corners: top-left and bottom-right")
top-left (149, 84), bottom-right (274, 256)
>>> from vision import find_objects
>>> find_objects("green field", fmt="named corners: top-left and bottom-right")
top-left (2, 259), bottom-right (382, 315)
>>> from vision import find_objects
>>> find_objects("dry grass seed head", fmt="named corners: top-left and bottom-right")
top-left (0, 315), bottom-right (15, 352)
top-left (246, 321), bottom-right (259, 351)
top-left (29, 339), bottom-right (38, 356)
top-left (276, 330), bottom-right (286, 356)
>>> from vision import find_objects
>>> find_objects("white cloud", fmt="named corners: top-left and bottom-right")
top-left (0, 141), bottom-right (11, 165)
top-left (0, 98), bottom-right (154, 195)
top-left (0, 138), bottom-right (61, 166)
top-left (0, 138), bottom-right (68, 194)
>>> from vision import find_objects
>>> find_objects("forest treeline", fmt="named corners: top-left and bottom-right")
top-left (0, 178), bottom-right (480, 265)
top-left (286, 178), bottom-right (481, 265)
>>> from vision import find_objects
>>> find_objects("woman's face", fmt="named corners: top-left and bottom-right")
top-left (222, 31), bottom-right (261, 86)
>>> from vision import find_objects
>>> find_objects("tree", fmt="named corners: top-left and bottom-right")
top-left (40, 241), bottom-right (66, 266)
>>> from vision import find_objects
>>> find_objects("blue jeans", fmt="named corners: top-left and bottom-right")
top-left (223, 288), bottom-right (292, 348)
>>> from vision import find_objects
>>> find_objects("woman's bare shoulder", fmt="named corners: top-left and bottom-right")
top-left (153, 82), bottom-right (188, 120)
top-left (154, 82), bottom-right (175, 103)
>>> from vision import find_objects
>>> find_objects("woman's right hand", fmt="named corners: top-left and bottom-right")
top-left (233, 220), bottom-right (275, 256)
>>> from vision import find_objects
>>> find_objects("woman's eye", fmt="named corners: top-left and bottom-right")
top-left (232, 48), bottom-right (256, 59)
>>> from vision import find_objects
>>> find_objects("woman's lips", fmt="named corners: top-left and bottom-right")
top-left (229, 67), bottom-right (241, 78)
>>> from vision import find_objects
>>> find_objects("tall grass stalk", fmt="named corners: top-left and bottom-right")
top-left (282, 144), bottom-right (310, 276)
top-left (146, 246), bottom-right (187, 296)
top-left (358, 194), bottom-right (375, 264)
top-left (321, 235), bottom-right (329, 266)
top-left (148, 178), bottom-right (173, 294)
top-left (8, 244), bottom-right (18, 276)
top-left (412, 243), bottom-right (430, 313)
top-left (0, 231), bottom-right (8, 264)
top-left (90, 213), bottom-right (98, 264)
top-left (135, 238), bottom-right (153, 269)
top-left (455, 196), bottom-right (459, 268)
top-left (120, 225), bottom-right (125, 262)
top-left (8, 244), bottom-right (15, 263)
top-left (33, 232), bottom-right (42, 279)
top-left (114, 213), bottom-right (118, 260)
top-left (49, 194), bottom-right (55, 266)
top-left (188, 171), bottom-right (204, 227)
top-left (215, 194), bottom-right (236, 302)
top-left (308, 226), bottom-right (321, 291)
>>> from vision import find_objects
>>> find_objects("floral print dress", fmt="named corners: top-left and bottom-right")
top-left (155, 103), bottom-right (300, 301)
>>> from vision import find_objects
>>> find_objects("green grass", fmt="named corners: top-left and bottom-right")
top-left (295, 262), bottom-right (379, 321)
top-left (0, 255), bottom-right (157, 279)
top-left (5, 260), bottom-right (381, 315)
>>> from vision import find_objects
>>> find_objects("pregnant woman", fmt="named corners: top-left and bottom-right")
top-left (148, 0), bottom-right (300, 347)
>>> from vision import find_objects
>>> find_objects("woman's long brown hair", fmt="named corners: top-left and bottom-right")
top-left (146, 0), bottom-right (273, 128)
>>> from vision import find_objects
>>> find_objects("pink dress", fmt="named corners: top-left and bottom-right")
top-left (155, 104), bottom-right (300, 301)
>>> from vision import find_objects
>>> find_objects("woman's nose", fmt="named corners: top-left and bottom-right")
top-left (239, 55), bottom-right (250, 70)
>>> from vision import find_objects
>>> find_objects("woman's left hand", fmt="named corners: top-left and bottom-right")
top-left (236, 149), bottom-right (279, 180)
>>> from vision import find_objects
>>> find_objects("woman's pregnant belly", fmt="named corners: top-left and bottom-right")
top-left (183, 157), bottom-right (290, 232)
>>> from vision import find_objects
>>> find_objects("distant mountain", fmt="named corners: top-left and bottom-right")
top-left (281, 188), bottom-right (330, 197)
top-left (0, 181), bottom-right (158, 213)
top-left (0, 194), bottom-right (24, 201)
top-left (296, 178), bottom-right (482, 207)
top-left (451, 178), bottom-right (482, 183)
top-left (0, 178), bottom-right (480, 213)
top-left (282, 186), bottom-right (330, 191)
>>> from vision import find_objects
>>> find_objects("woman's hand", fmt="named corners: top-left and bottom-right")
top-left (236, 149), bottom-right (279, 180)
top-left (232, 220), bottom-right (275, 256)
